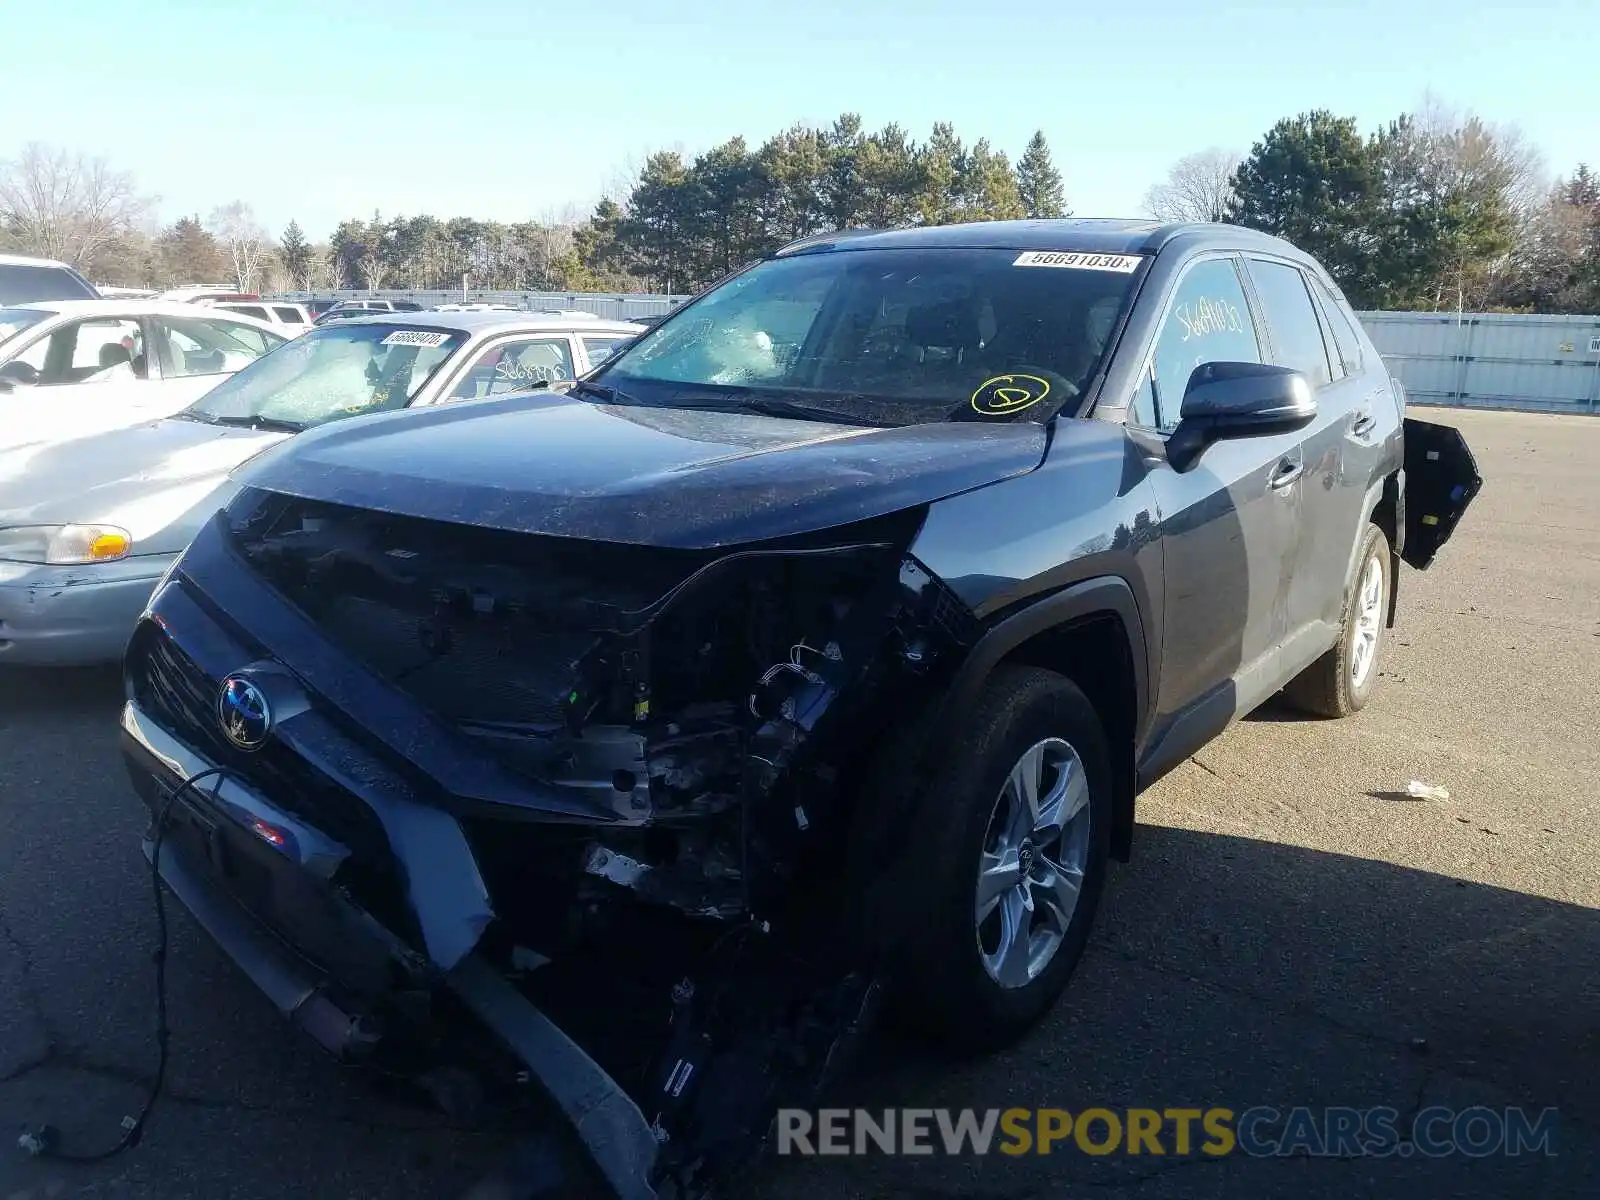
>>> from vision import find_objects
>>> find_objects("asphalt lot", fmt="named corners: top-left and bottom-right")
top-left (2, 406), bottom-right (1597, 1199)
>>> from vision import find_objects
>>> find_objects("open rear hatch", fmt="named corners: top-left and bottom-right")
top-left (1402, 417), bottom-right (1483, 570)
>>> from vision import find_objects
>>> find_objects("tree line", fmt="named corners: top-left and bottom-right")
top-left (1144, 99), bottom-right (1598, 313)
top-left (3, 100), bottom-right (1596, 314)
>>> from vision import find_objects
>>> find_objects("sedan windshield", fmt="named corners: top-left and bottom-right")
top-left (596, 246), bottom-right (1142, 426)
top-left (0, 307), bottom-right (50, 349)
top-left (185, 322), bottom-right (468, 431)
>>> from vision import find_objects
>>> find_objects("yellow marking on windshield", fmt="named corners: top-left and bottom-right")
top-left (971, 374), bottom-right (1051, 416)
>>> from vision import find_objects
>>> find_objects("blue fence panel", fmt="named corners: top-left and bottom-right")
top-left (1357, 311), bottom-right (1600, 415)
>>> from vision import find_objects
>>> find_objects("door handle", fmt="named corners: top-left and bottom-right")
top-left (1269, 457), bottom-right (1304, 490)
top-left (1351, 409), bottom-right (1376, 436)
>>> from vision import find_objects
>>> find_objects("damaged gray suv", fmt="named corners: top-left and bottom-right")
top-left (120, 219), bottom-right (1480, 1197)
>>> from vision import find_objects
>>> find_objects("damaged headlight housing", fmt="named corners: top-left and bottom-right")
top-left (0, 524), bottom-right (133, 565)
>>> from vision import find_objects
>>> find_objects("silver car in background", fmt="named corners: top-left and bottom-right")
top-left (0, 309), bottom-right (642, 666)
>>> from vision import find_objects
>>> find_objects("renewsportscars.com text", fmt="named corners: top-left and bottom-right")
top-left (775, 1106), bottom-right (1559, 1159)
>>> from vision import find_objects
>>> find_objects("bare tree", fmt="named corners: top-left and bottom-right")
top-left (1407, 91), bottom-right (1547, 213)
top-left (304, 245), bottom-right (337, 292)
top-left (528, 205), bottom-right (580, 287)
top-left (206, 201), bottom-right (272, 291)
top-left (358, 252), bottom-right (389, 290)
top-left (1142, 148), bottom-right (1243, 223)
top-left (0, 142), bottom-right (153, 267)
top-left (603, 151), bottom-right (648, 205)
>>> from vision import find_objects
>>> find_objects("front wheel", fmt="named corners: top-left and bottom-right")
top-left (1284, 522), bottom-right (1391, 718)
top-left (879, 665), bottom-right (1113, 1052)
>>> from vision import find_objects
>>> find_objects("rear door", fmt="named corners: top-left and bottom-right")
top-left (578, 333), bottom-right (635, 373)
top-left (1242, 255), bottom-right (1378, 654)
top-left (1400, 418), bottom-right (1482, 568)
top-left (150, 314), bottom-right (286, 414)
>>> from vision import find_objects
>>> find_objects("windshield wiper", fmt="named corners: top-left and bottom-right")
top-left (566, 378), bottom-right (641, 405)
top-left (666, 393), bottom-right (883, 427)
top-left (207, 414), bottom-right (306, 433)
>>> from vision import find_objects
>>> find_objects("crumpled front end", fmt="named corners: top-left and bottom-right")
top-left (121, 484), bottom-right (981, 1194)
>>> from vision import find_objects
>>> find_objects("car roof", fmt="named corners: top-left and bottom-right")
top-left (773, 218), bottom-right (1318, 263)
top-left (328, 309), bottom-right (645, 335)
top-left (0, 252), bottom-right (79, 270)
top-left (1, 298), bottom-right (285, 325)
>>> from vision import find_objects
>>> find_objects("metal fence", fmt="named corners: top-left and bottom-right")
top-left (1356, 311), bottom-right (1600, 415)
top-left (270, 289), bottom-right (1600, 415)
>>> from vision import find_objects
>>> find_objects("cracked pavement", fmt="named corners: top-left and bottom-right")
top-left (3, 408), bottom-right (1597, 1198)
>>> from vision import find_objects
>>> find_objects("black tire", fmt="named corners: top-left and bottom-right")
top-left (1283, 522), bottom-right (1392, 718)
top-left (869, 665), bottom-right (1113, 1053)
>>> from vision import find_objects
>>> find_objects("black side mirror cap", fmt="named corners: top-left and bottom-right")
top-left (1168, 361), bottom-right (1316, 472)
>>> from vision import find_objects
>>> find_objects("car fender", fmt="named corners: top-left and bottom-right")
top-left (933, 575), bottom-right (1150, 860)
top-left (1342, 474), bottom-right (1392, 596)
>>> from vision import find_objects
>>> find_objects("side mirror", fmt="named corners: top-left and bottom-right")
top-left (1167, 361), bottom-right (1316, 472)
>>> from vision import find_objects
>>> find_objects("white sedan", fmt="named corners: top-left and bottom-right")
top-left (0, 299), bottom-right (289, 453)
top-left (0, 308), bottom-right (642, 665)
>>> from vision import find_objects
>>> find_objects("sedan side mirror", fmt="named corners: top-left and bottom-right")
top-left (1167, 361), bottom-right (1316, 472)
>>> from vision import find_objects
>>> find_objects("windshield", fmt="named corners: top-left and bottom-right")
top-left (186, 322), bottom-right (468, 430)
top-left (0, 307), bottom-right (50, 349)
top-left (596, 246), bottom-right (1142, 425)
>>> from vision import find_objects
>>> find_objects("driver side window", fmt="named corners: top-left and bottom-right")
top-left (1150, 258), bottom-right (1262, 432)
top-left (1, 318), bottom-right (148, 389)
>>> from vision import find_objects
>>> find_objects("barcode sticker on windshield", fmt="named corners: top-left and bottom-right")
top-left (380, 329), bottom-right (450, 348)
top-left (1013, 251), bottom-right (1143, 273)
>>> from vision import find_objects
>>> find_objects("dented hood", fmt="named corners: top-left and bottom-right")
top-left (234, 394), bottom-right (1048, 548)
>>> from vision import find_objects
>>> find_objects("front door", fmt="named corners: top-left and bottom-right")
top-left (1136, 254), bottom-right (1307, 750)
top-left (0, 315), bottom-right (156, 450)
top-left (440, 335), bottom-right (579, 402)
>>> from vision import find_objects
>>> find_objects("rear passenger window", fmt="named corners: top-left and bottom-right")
top-left (1308, 293), bottom-right (1346, 381)
top-left (273, 306), bottom-right (304, 323)
top-left (1150, 257), bottom-right (1262, 432)
top-left (1310, 275), bottom-right (1364, 373)
top-left (230, 305), bottom-right (270, 321)
top-left (1248, 259), bottom-right (1332, 387)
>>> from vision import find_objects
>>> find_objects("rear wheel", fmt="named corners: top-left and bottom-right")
top-left (1283, 522), bottom-right (1391, 718)
top-left (875, 665), bottom-right (1112, 1052)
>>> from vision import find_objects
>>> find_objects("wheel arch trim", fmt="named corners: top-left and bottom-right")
top-left (934, 575), bottom-right (1151, 860)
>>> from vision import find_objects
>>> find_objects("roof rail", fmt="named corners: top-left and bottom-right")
top-left (773, 227), bottom-right (883, 256)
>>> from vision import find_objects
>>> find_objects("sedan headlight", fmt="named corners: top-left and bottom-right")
top-left (0, 524), bottom-right (133, 564)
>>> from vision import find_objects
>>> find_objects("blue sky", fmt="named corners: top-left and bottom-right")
top-left (2, 0), bottom-right (1592, 241)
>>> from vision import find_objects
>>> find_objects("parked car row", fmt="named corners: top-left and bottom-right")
top-left (0, 307), bottom-right (644, 663)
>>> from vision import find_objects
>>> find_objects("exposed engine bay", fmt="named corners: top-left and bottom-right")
top-left (217, 491), bottom-right (981, 1194)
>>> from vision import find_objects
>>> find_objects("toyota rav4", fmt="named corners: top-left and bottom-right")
top-left (119, 219), bottom-right (1481, 1198)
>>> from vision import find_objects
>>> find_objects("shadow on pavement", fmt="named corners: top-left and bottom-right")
top-left (0, 663), bottom-right (123, 717)
top-left (767, 825), bottom-right (1599, 1198)
top-left (1, 664), bottom-right (1594, 1198)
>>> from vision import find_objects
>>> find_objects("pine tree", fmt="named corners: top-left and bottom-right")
top-left (1016, 131), bottom-right (1068, 218)
top-left (279, 220), bottom-right (310, 287)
